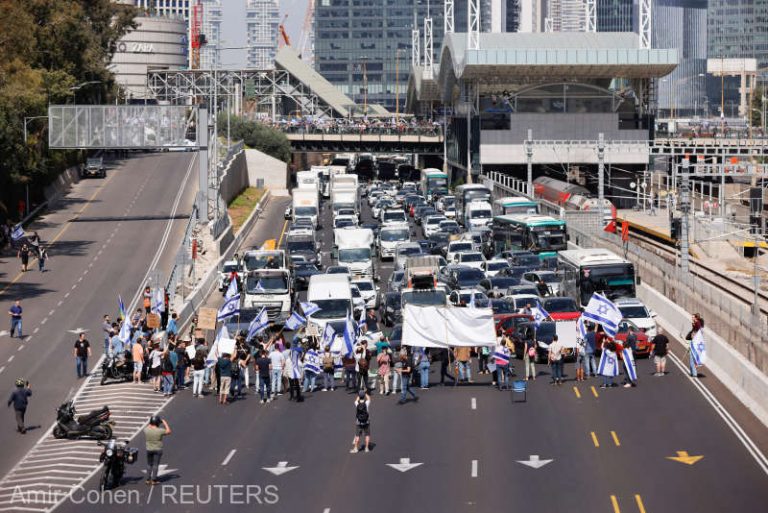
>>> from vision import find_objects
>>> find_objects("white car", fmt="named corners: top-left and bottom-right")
top-left (507, 294), bottom-right (541, 312)
top-left (444, 206), bottom-right (457, 219)
top-left (367, 190), bottom-right (384, 207)
top-left (615, 298), bottom-right (658, 338)
top-left (439, 219), bottom-right (460, 233)
top-left (423, 215), bottom-right (447, 237)
top-left (448, 289), bottom-right (489, 307)
top-left (352, 278), bottom-right (379, 309)
top-left (381, 209), bottom-right (408, 225)
top-left (483, 258), bottom-right (510, 277)
top-left (456, 251), bottom-right (486, 270)
top-left (446, 240), bottom-right (475, 264)
top-left (350, 284), bottom-right (366, 318)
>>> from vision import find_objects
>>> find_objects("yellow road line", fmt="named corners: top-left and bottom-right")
top-left (1, 172), bottom-right (118, 296)
top-left (611, 431), bottom-right (621, 447)
top-left (634, 495), bottom-right (647, 513)
top-left (276, 219), bottom-right (289, 248)
top-left (573, 386), bottom-right (581, 399)
top-left (591, 386), bottom-right (599, 398)
top-left (591, 431), bottom-right (600, 448)
top-left (610, 495), bottom-right (621, 513)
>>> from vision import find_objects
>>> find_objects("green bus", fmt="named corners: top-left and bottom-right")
top-left (490, 214), bottom-right (567, 258)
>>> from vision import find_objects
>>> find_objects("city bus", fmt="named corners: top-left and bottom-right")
top-left (420, 168), bottom-right (449, 201)
top-left (557, 248), bottom-right (637, 308)
top-left (455, 184), bottom-right (492, 224)
top-left (490, 214), bottom-right (567, 259)
top-left (492, 197), bottom-right (539, 216)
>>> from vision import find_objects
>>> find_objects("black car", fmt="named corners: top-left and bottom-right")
top-left (414, 206), bottom-right (437, 225)
top-left (286, 237), bottom-right (320, 266)
top-left (293, 262), bottom-right (322, 290)
top-left (428, 232), bottom-right (452, 254)
top-left (439, 266), bottom-right (486, 291)
top-left (380, 292), bottom-right (403, 327)
top-left (477, 276), bottom-right (521, 297)
top-left (416, 239), bottom-right (437, 254)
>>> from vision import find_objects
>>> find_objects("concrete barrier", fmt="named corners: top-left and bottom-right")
top-left (638, 283), bottom-right (768, 427)
top-left (43, 166), bottom-right (80, 208)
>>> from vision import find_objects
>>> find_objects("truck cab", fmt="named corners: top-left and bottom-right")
top-left (333, 228), bottom-right (376, 280)
top-left (242, 268), bottom-right (293, 322)
top-left (306, 274), bottom-right (353, 333)
top-left (464, 200), bottom-right (493, 230)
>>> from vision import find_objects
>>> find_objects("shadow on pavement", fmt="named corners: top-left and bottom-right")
top-left (47, 239), bottom-right (96, 258)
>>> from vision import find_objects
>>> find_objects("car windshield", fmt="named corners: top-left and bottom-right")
top-left (339, 248), bottom-right (371, 262)
top-left (380, 229), bottom-right (409, 241)
top-left (516, 255), bottom-right (541, 266)
top-left (440, 221), bottom-right (458, 229)
top-left (335, 219), bottom-right (355, 229)
top-left (487, 262), bottom-right (508, 271)
top-left (619, 306), bottom-right (649, 318)
top-left (294, 206), bottom-right (317, 216)
top-left (540, 273), bottom-right (560, 283)
top-left (460, 253), bottom-right (484, 262)
top-left (351, 288), bottom-right (361, 298)
top-left (310, 299), bottom-right (351, 319)
top-left (397, 246), bottom-right (422, 257)
top-left (430, 233), bottom-right (450, 243)
top-left (287, 240), bottom-right (315, 252)
top-left (384, 212), bottom-right (406, 221)
top-left (222, 263), bottom-right (239, 274)
top-left (489, 300), bottom-right (514, 314)
top-left (385, 294), bottom-right (401, 308)
top-left (402, 290), bottom-right (447, 306)
top-left (470, 209), bottom-right (492, 219)
top-left (513, 287), bottom-right (540, 296)
top-left (543, 298), bottom-right (578, 312)
top-left (490, 277), bottom-right (520, 289)
top-left (390, 271), bottom-right (405, 284)
top-left (450, 243), bottom-right (473, 253)
top-left (246, 274), bottom-right (288, 294)
top-left (426, 217), bottom-right (444, 225)
top-left (355, 281), bottom-right (374, 292)
top-left (295, 263), bottom-right (318, 272)
top-left (456, 269), bottom-right (485, 287)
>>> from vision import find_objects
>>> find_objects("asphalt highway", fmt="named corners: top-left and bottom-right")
top-left (49, 184), bottom-right (768, 513)
top-left (0, 151), bottom-right (198, 478)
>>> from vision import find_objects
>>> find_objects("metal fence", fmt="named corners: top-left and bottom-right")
top-left (165, 197), bottom-right (200, 306)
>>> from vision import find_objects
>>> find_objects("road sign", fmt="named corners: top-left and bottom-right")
top-left (197, 307), bottom-right (217, 330)
top-left (516, 455), bottom-right (554, 469)
top-left (262, 461), bottom-right (299, 476)
top-left (666, 451), bottom-right (704, 465)
top-left (386, 457), bottom-right (423, 473)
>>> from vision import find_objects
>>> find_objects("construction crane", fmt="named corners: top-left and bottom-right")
top-left (298, 0), bottom-right (315, 65)
top-left (278, 14), bottom-right (290, 48)
top-left (190, 1), bottom-right (206, 69)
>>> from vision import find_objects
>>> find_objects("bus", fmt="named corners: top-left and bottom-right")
top-left (420, 168), bottom-right (449, 201)
top-left (490, 214), bottom-right (567, 259)
top-left (492, 197), bottom-right (539, 216)
top-left (455, 184), bottom-right (492, 224)
top-left (557, 248), bottom-right (637, 308)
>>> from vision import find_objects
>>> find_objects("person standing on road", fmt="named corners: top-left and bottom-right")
top-left (416, 347), bottom-right (430, 389)
top-left (350, 390), bottom-right (371, 453)
top-left (268, 344), bottom-right (285, 397)
top-left (651, 328), bottom-right (669, 376)
top-left (397, 353), bottom-right (418, 404)
top-left (377, 348), bottom-right (391, 395)
top-left (102, 315), bottom-right (114, 355)
top-left (8, 301), bottom-right (23, 339)
top-left (7, 379), bottom-right (32, 434)
top-left (321, 346), bottom-right (336, 392)
top-left (255, 349), bottom-right (272, 403)
top-left (548, 335), bottom-right (564, 385)
top-left (523, 336), bottom-right (536, 381)
top-left (454, 346), bottom-right (472, 383)
top-left (191, 346), bottom-right (206, 398)
top-left (217, 353), bottom-right (232, 405)
top-left (438, 348), bottom-right (454, 386)
top-left (18, 244), bottom-right (30, 273)
top-left (149, 343), bottom-right (163, 392)
top-left (132, 338), bottom-right (145, 384)
top-left (160, 349), bottom-right (175, 397)
top-left (144, 416), bottom-right (171, 485)
top-left (583, 325), bottom-right (597, 378)
top-left (494, 340), bottom-right (511, 390)
top-left (73, 333), bottom-right (91, 379)
top-left (37, 246), bottom-right (49, 272)
top-left (686, 314), bottom-right (704, 378)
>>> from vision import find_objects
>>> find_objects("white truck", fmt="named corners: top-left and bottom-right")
top-left (242, 268), bottom-right (293, 322)
top-left (377, 223), bottom-right (410, 260)
top-left (331, 188), bottom-right (358, 216)
top-left (242, 249), bottom-right (288, 273)
top-left (292, 188), bottom-right (320, 228)
top-left (311, 166), bottom-right (331, 197)
top-left (296, 170), bottom-right (321, 199)
top-left (334, 227), bottom-right (376, 280)
top-left (306, 274), bottom-right (353, 334)
top-left (464, 200), bottom-right (493, 230)
top-left (331, 173), bottom-right (358, 193)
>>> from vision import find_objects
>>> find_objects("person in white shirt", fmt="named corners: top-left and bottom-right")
top-left (548, 335), bottom-right (564, 385)
top-left (268, 347), bottom-right (285, 396)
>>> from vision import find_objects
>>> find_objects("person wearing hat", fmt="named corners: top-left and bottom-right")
top-left (351, 390), bottom-right (371, 453)
top-left (144, 416), bottom-right (171, 485)
top-left (7, 379), bottom-right (32, 434)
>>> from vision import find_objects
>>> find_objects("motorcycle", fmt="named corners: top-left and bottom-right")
top-left (52, 401), bottom-right (113, 440)
top-left (98, 439), bottom-right (138, 491)
top-left (100, 355), bottom-right (134, 385)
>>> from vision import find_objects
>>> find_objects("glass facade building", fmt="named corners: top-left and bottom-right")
top-left (708, 0), bottom-right (768, 69)
top-left (597, 0), bottom-right (633, 32)
top-left (247, 0), bottom-right (280, 69)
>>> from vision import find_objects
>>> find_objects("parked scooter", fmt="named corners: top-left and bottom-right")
top-left (53, 401), bottom-right (113, 440)
top-left (98, 438), bottom-right (138, 491)
top-left (100, 354), bottom-right (133, 385)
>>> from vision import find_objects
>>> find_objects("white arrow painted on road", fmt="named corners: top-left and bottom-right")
top-left (0, 330), bottom-right (9, 338)
top-left (516, 455), bottom-right (553, 469)
top-left (67, 328), bottom-right (90, 335)
top-left (262, 461), bottom-right (299, 476)
top-left (141, 464), bottom-right (178, 477)
top-left (386, 458), bottom-right (423, 473)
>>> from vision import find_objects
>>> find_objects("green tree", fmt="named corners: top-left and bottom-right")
top-left (218, 115), bottom-right (292, 163)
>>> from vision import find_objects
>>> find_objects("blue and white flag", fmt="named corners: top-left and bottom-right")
top-left (494, 345), bottom-right (510, 365)
top-left (224, 279), bottom-right (239, 300)
top-left (10, 224), bottom-right (24, 242)
top-left (357, 316), bottom-right (367, 334)
top-left (152, 287), bottom-right (165, 314)
top-left (290, 347), bottom-right (303, 379)
top-left (342, 314), bottom-right (356, 357)
top-left (531, 305), bottom-right (550, 327)
top-left (117, 318), bottom-right (132, 344)
top-left (597, 349), bottom-right (620, 377)
top-left (284, 311), bottom-right (306, 331)
top-left (252, 280), bottom-right (266, 293)
top-left (206, 326), bottom-right (230, 367)
top-left (217, 293), bottom-right (241, 321)
top-left (582, 293), bottom-right (622, 338)
top-left (691, 330), bottom-right (707, 366)
top-left (576, 316), bottom-right (588, 339)
top-left (300, 301), bottom-right (320, 316)
top-left (321, 322), bottom-right (336, 350)
top-left (304, 348), bottom-right (321, 375)
top-left (118, 295), bottom-right (127, 320)
top-left (469, 293), bottom-right (477, 309)
top-left (246, 308), bottom-right (270, 340)
top-left (621, 347), bottom-right (637, 381)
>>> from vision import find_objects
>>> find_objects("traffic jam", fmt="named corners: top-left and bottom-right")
top-left (217, 152), bottom-right (656, 388)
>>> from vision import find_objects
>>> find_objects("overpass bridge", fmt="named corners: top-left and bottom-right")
top-left (281, 128), bottom-right (444, 154)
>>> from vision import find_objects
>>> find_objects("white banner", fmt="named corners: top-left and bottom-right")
top-left (402, 305), bottom-right (496, 348)
top-left (218, 338), bottom-right (236, 356)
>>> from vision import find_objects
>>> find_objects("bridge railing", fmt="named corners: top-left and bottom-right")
top-left (273, 124), bottom-right (442, 138)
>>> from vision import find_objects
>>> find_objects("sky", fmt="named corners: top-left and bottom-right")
top-left (219, 0), bottom-right (308, 68)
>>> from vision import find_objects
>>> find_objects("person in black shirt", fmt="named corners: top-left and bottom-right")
top-left (651, 328), bottom-right (670, 377)
top-left (73, 333), bottom-right (91, 379)
top-left (7, 379), bottom-right (32, 434)
top-left (396, 353), bottom-right (418, 404)
top-left (254, 350), bottom-right (272, 403)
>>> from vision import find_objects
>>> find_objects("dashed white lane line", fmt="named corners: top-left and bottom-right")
top-left (64, 292), bottom-right (70, 299)
top-left (323, 509), bottom-right (331, 513)
top-left (7, 356), bottom-right (14, 363)
top-left (57, 301), bottom-right (63, 307)
top-left (41, 318), bottom-right (47, 325)
top-left (88, 263), bottom-right (93, 268)
top-left (17, 345), bottom-right (24, 351)
top-left (221, 449), bottom-right (237, 466)
top-left (83, 269), bottom-right (88, 276)
top-left (77, 277), bottom-right (83, 282)
top-left (471, 397), bottom-right (477, 410)
top-left (33, 328), bottom-right (39, 334)
top-left (71, 284), bottom-right (77, 290)
top-left (471, 460), bottom-right (478, 478)
top-left (0, 366), bottom-right (4, 374)
top-left (48, 310), bottom-right (54, 317)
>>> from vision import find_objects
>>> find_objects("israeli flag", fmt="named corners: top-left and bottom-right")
top-left (10, 224), bottom-right (24, 242)
top-left (531, 305), bottom-right (550, 327)
top-left (576, 316), bottom-right (588, 339)
top-left (224, 279), bottom-right (239, 300)
top-left (342, 314), bottom-right (356, 357)
top-left (321, 322), bottom-right (336, 350)
top-left (152, 287), bottom-right (165, 314)
top-left (118, 295), bottom-right (127, 320)
top-left (301, 301), bottom-right (320, 316)
top-left (290, 347), bottom-right (303, 379)
top-left (117, 319), bottom-right (132, 344)
top-left (246, 308), bottom-right (270, 340)
top-left (597, 349), bottom-right (620, 377)
top-left (304, 348), bottom-right (321, 375)
top-left (357, 316), bottom-right (367, 334)
top-left (691, 330), bottom-right (707, 366)
top-left (494, 345), bottom-right (510, 365)
top-left (252, 280), bottom-right (266, 293)
top-left (469, 293), bottom-right (476, 309)
top-left (582, 293), bottom-right (622, 338)
top-left (217, 292), bottom-right (241, 321)
top-left (284, 311), bottom-right (306, 331)
top-left (621, 347), bottom-right (637, 381)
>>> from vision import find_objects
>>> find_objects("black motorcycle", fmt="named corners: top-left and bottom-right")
top-left (100, 355), bottom-right (133, 385)
top-left (98, 439), bottom-right (138, 491)
top-left (53, 401), bottom-right (113, 440)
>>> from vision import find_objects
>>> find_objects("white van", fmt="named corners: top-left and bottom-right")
top-left (464, 200), bottom-right (493, 229)
top-left (377, 223), bottom-right (410, 259)
top-left (306, 274), bottom-right (353, 333)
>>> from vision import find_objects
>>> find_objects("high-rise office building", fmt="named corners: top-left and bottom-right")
top-left (246, 0), bottom-right (279, 69)
top-left (708, 0), bottom-right (768, 69)
top-left (547, 0), bottom-right (588, 32)
top-left (597, 0), bottom-right (633, 32)
top-left (491, 0), bottom-right (520, 32)
top-left (130, 0), bottom-right (191, 17)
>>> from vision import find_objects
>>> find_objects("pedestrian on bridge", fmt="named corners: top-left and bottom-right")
top-left (7, 379), bottom-right (31, 434)
top-left (73, 333), bottom-right (91, 379)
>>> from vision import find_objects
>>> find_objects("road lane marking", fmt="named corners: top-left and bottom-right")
top-left (591, 386), bottom-right (599, 398)
top-left (17, 345), bottom-right (24, 351)
top-left (64, 292), bottom-right (70, 298)
top-left (591, 432), bottom-right (600, 448)
top-left (48, 310), bottom-right (54, 316)
top-left (277, 219), bottom-right (289, 248)
top-left (471, 460), bottom-right (478, 477)
top-left (666, 451), bottom-right (704, 465)
top-left (221, 449), bottom-right (236, 466)
top-left (33, 328), bottom-right (39, 334)
top-left (471, 397), bottom-right (476, 410)
top-left (7, 356), bottom-right (13, 363)
top-left (57, 301), bottom-right (63, 307)
top-left (41, 318), bottom-right (47, 325)
top-left (611, 431), bottom-right (621, 447)
top-left (635, 495), bottom-right (647, 513)
top-left (610, 495), bottom-right (620, 513)
top-left (323, 509), bottom-right (330, 513)
top-left (573, 386), bottom-right (581, 398)
top-left (0, 367), bottom-right (4, 374)
top-left (71, 284), bottom-right (77, 290)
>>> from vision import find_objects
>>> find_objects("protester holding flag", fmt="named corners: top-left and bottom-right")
top-left (548, 335), bottom-right (565, 385)
top-left (17, 243), bottom-right (30, 273)
top-left (494, 338), bottom-right (512, 390)
top-left (686, 313), bottom-right (705, 378)
top-left (598, 339), bottom-right (620, 388)
top-left (302, 343), bottom-right (321, 393)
